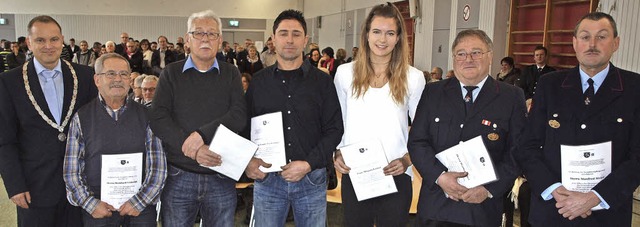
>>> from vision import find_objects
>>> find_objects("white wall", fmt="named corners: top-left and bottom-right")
top-left (0, 0), bottom-right (299, 18)
top-left (2, 1), bottom-right (299, 45)
top-left (303, 0), bottom-right (388, 17)
top-left (601, 0), bottom-right (640, 73)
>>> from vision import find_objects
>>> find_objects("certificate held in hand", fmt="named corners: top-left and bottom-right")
top-left (100, 153), bottom-right (143, 208)
top-left (205, 124), bottom-right (258, 181)
top-left (340, 139), bottom-right (397, 201)
top-left (435, 136), bottom-right (497, 188)
top-left (251, 112), bottom-right (287, 173)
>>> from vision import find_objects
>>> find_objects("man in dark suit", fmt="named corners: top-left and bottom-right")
top-left (520, 45), bottom-right (556, 100)
top-left (515, 12), bottom-right (640, 227)
top-left (216, 41), bottom-right (235, 65)
top-left (151, 35), bottom-right (175, 75)
top-left (408, 29), bottom-right (526, 227)
top-left (0, 15), bottom-right (98, 226)
top-left (65, 38), bottom-right (80, 56)
top-left (115, 32), bottom-right (129, 56)
top-left (123, 40), bottom-right (144, 74)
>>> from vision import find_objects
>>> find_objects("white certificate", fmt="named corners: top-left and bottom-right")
top-left (205, 124), bottom-right (258, 181)
top-left (100, 153), bottom-right (143, 208)
top-left (251, 112), bottom-right (287, 172)
top-left (561, 141), bottom-right (612, 210)
top-left (340, 140), bottom-right (397, 201)
top-left (435, 136), bottom-right (497, 188)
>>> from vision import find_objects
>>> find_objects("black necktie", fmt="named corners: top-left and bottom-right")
top-left (584, 78), bottom-right (594, 105)
top-left (538, 67), bottom-right (543, 73)
top-left (464, 86), bottom-right (478, 114)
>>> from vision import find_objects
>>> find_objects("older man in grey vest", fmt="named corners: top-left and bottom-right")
top-left (63, 53), bottom-right (167, 226)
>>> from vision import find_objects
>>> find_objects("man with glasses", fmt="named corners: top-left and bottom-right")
top-left (149, 9), bottom-right (246, 227)
top-left (64, 53), bottom-right (166, 226)
top-left (115, 32), bottom-right (129, 56)
top-left (428, 66), bottom-right (443, 83)
top-left (0, 15), bottom-right (98, 226)
top-left (140, 75), bottom-right (158, 108)
top-left (408, 29), bottom-right (526, 226)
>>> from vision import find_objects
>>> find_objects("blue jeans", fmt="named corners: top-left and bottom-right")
top-left (253, 168), bottom-right (327, 227)
top-left (160, 165), bottom-right (236, 227)
top-left (81, 205), bottom-right (157, 227)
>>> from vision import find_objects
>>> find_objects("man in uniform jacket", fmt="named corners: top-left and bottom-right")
top-left (520, 45), bottom-right (556, 100)
top-left (515, 12), bottom-right (640, 226)
top-left (408, 29), bottom-right (526, 227)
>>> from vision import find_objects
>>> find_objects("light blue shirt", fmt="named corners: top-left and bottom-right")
top-left (579, 63), bottom-right (609, 94)
top-left (34, 58), bottom-right (64, 123)
top-left (182, 55), bottom-right (219, 73)
top-left (459, 75), bottom-right (489, 102)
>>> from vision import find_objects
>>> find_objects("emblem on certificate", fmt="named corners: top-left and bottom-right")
top-left (487, 133), bottom-right (499, 141)
top-left (548, 120), bottom-right (560, 128)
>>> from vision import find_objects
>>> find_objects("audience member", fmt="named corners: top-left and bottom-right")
top-left (6, 42), bottom-right (26, 70)
top-left (496, 56), bottom-right (522, 87)
top-left (72, 40), bottom-right (96, 67)
top-left (151, 36), bottom-right (176, 75)
top-left (260, 37), bottom-right (277, 67)
top-left (239, 45), bottom-right (263, 75)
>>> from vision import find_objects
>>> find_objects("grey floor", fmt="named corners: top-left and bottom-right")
top-left (1, 177), bottom-right (639, 227)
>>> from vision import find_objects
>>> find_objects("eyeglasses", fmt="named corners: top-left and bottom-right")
top-left (454, 50), bottom-right (491, 61)
top-left (188, 31), bottom-right (220, 40)
top-left (142, 87), bottom-right (156, 92)
top-left (98, 70), bottom-right (131, 80)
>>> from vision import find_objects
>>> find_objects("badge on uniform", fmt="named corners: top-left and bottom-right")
top-left (487, 133), bottom-right (499, 141)
top-left (548, 119), bottom-right (560, 128)
top-left (481, 119), bottom-right (491, 126)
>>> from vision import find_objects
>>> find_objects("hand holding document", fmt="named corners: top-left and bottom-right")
top-left (251, 112), bottom-right (287, 173)
top-left (101, 153), bottom-right (143, 208)
top-left (561, 141), bottom-right (612, 210)
top-left (340, 140), bottom-right (397, 201)
top-left (435, 136), bottom-right (497, 188)
top-left (204, 124), bottom-right (258, 181)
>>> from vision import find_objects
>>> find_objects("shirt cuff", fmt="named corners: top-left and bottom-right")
top-left (82, 196), bottom-right (100, 214)
top-left (541, 182), bottom-right (562, 200)
top-left (591, 190), bottom-right (610, 209)
top-left (435, 171), bottom-right (448, 198)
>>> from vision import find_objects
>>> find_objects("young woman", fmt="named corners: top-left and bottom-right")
top-left (333, 3), bottom-right (426, 226)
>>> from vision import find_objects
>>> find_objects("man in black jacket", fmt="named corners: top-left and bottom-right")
top-left (0, 15), bottom-right (98, 226)
top-left (520, 45), bottom-right (556, 100)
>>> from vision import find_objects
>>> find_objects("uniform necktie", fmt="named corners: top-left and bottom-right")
top-left (584, 78), bottom-right (594, 105)
top-left (464, 86), bottom-right (478, 114)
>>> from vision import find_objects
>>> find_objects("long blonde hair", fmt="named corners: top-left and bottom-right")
top-left (352, 3), bottom-right (409, 104)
